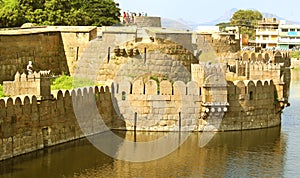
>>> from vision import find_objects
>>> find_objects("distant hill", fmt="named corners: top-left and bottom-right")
top-left (161, 8), bottom-right (300, 30)
top-left (201, 8), bottom-right (238, 26)
top-left (161, 18), bottom-right (193, 30)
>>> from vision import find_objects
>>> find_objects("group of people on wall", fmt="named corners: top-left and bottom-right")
top-left (122, 11), bottom-right (147, 24)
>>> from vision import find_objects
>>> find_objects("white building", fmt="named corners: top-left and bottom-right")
top-left (197, 26), bottom-right (220, 33)
top-left (278, 24), bottom-right (300, 49)
top-left (255, 18), bottom-right (300, 49)
top-left (255, 18), bottom-right (280, 49)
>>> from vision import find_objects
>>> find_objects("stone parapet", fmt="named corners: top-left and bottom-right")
top-left (0, 86), bottom-right (124, 161)
top-left (135, 16), bottom-right (162, 28)
top-left (3, 71), bottom-right (51, 99)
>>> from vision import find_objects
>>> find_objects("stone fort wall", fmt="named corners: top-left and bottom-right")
top-left (226, 51), bottom-right (291, 103)
top-left (111, 76), bottom-right (282, 132)
top-left (3, 71), bottom-right (51, 99)
top-left (0, 86), bottom-right (125, 161)
top-left (197, 33), bottom-right (240, 55)
top-left (0, 32), bottom-right (68, 83)
top-left (112, 79), bottom-right (201, 131)
top-left (221, 80), bottom-right (281, 131)
top-left (0, 76), bottom-right (284, 160)
top-left (191, 62), bottom-right (283, 131)
top-left (135, 16), bottom-right (162, 28)
top-left (0, 26), bottom-right (97, 83)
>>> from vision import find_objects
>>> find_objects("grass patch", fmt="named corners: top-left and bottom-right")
top-left (0, 85), bottom-right (4, 98)
top-left (0, 85), bottom-right (9, 98)
top-left (51, 74), bottom-right (95, 90)
top-left (290, 51), bottom-right (300, 59)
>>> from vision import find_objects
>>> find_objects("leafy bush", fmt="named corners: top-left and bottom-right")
top-left (290, 51), bottom-right (300, 59)
top-left (51, 74), bottom-right (95, 90)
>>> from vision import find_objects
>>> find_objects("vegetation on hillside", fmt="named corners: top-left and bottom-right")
top-left (230, 10), bottom-right (263, 40)
top-left (0, 0), bottom-right (121, 28)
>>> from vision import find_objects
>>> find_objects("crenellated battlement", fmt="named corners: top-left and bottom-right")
top-left (0, 85), bottom-right (110, 106)
top-left (226, 51), bottom-right (291, 85)
top-left (109, 77), bottom-right (278, 105)
top-left (112, 79), bottom-right (200, 97)
top-left (3, 70), bottom-right (51, 99)
top-left (239, 51), bottom-right (291, 67)
top-left (228, 79), bottom-right (275, 97)
top-left (0, 85), bottom-right (122, 160)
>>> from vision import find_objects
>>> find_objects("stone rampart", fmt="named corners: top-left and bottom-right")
top-left (112, 79), bottom-right (201, 131)
top-left (0, 32), bottom-right (68, 83)
top-left (96, 39), bottom-right (198, 83)
top-left (197, 79), bottom-right (281, 131)
top-left (3, 71), bottom-right (51, 99)
top-left (109, 77), bottom-right (283, 132)
top-left (0, 86), bottom-right (124, 161)
top-left (196, 33), bottom-right (240, 55)
top-left (220, 79), bottom-right (281, 130)
top-left (240, 51), bottom-right (291, 67)
top-left (135, 16), bottom-right (162, 28)
top-left (225, 51), bottom-right (291, 104)
top-left (0, 26), bottom-right (97, 83)
top-left (0, 76), bottom-right (286, 161)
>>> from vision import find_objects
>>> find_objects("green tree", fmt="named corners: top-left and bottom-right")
top-left (0, 0), bottom-right (25, 27)
top-left (216, 22), bottom-right (231, 32)
top-left (43, 0), bottom-right (75, 25)
top-left (81, 0), bottom-right (121, 26)
top-left (0, 0), bottom-right (120, 27)
top-left (230, 10), bottom-right (262, 40)
top-left (20, 0), bottom-right (46, 24)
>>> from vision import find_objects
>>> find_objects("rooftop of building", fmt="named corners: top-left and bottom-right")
top-left (257, 18), bottom-right (280, 25)
top-left (279, 24), bottom-right (300, 28)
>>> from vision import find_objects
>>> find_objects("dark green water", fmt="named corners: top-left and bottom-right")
top-left (0, 71), bottom-right (299, 178)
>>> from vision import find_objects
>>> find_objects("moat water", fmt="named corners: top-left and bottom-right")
top-left (0, 71), bottom-right (300, 178)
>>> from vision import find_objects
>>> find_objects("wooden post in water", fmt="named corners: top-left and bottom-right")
top-left (179, 112), bottom-right (182, 132)
top-left (134, 112), bottom-right (137, 131)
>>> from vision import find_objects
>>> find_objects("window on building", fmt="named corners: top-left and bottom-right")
top-left (282, 29), bottom-right (288, 32)
top-left (271, 35), bottom-right (277, 40)
top-left (263, 35), bottom-right (269, 40)
top-left (290, 29), bottom-right (296, 32)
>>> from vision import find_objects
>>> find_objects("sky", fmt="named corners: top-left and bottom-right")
top-left (115, 0), bottom-right (300, 24)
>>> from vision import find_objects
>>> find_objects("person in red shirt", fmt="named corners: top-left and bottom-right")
top-left (123, 12), bottom-right (127, 24)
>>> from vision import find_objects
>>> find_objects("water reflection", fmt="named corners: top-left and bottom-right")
top-left (108, 127), bottom-right (284, 178)
top-left (0, 126), bottom-right (285, 178)
top-left (281, 70), bottom-right (300, 177)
